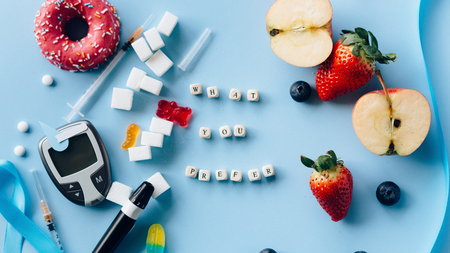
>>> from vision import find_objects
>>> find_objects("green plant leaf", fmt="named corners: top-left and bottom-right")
top-left (378, 57), bottom-right (389, 64)
top-left (368, 31), bottom-right (378, 48)
top-left (341, 29), bottom-right (354, 34)
top-left (384, 53), bottom-right (397, 62)
top-left (362, 45), bottom-right (382, 59)
top-left (301, 156), bottom-right (315, 168)
top-left (318, 155), bottom-right (333, 171)
top-left (326, 150), bottom-right (337, 165)
top-left (355, 27), bottom-right (369, 43)
top-left (341, 33), bottom-right (364, 45)
top-left (352, 44), bottom-right (362, 57)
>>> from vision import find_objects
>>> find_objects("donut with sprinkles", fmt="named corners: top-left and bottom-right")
top-left (34, 0), bottom-right (121, 72)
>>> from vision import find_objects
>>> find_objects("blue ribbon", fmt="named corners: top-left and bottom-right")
top-left (0, 160), bottom-right (63, 253)
top-left (418, 0), bottom-right (450, 252)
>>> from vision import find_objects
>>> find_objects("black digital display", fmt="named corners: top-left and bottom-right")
top-left (49, 133), bottom-right (98, 177)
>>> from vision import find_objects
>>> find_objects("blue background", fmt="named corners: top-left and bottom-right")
top-left (1, 0), bottom-right (449, 252)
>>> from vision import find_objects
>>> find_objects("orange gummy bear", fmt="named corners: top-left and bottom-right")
top-left (121, 123), bottom-right (140, 150)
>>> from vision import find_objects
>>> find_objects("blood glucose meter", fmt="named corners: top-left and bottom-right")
top-left (38, 120), bottom-right (111, 206)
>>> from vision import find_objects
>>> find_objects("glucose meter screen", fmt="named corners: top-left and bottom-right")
top-left (49, 133), bottom-right (98, 177)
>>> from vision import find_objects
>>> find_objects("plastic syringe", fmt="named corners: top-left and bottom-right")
top-left (64, 14), bottom-right (153, 122)
top-left (29, 169), bottom-right (64, 251)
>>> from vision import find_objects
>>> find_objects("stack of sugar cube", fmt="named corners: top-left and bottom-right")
top-left (111, 67), bottom-right (163, 111)
top-left (131, 11), bottom-right (178, 77)
top-left (128, 117), bottom-right (174, 162)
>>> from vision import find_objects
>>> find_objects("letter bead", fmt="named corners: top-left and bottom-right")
top-left (230, 170), bottom-right (243, 182)
top-left (199, 170), bottom-right (211, 181)
top-left (219, 125), bottom-right (232, 138)
top-left (185, 166), bottom-right (198, 178)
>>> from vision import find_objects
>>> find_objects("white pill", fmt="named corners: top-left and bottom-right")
top-left (14, 146), bottom-right (25, 156)
top-left (42, 75), bottom-right (53, 86)
top-left (17, 121), bottom-right (29, 132)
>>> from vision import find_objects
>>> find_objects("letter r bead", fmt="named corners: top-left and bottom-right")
top-left (198, 170), bottom-right (211, 181)
top-left (262, 164), bottom-right (275, 178)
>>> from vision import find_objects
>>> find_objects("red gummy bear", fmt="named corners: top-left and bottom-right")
top-left (156, 100), bottom-right (192, 127)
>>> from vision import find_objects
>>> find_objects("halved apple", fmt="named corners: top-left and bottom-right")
top-left (265, 0), bottom-right (333, 67)
top-left (352, 71), bottom-right (431, 156)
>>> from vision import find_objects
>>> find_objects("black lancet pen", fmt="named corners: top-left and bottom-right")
top-left (92, 181), bottom-right (154, 253)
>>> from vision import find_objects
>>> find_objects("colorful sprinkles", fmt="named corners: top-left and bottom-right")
top-left (33, 0), bottom-right (121, 71)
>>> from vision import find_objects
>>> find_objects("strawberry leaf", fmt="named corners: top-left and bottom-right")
top-left (352, 44), bottom-right (362, 57)
top-left (301, 156), bottom-right (315, 168)
top-left (318, 155), bottom-right (334, 171)
top-left (368, 31), bottom-right (378, 48)
top-left (355, 27), bottom-right (369, 44)
top-left (341, 29), bottom-right (353, 34)
top-left (362, 45), bottom-right (382, 59)
top-left (326, 150), bottom-right (337, 164)
top-left (378, 57), bottom-right (389, 64)
top-left (341, 27), bottom-right (397, 65)
top-left (383, 53), bottom-right (397, 62)
top-left (341, 33), bottom-right (364, 46)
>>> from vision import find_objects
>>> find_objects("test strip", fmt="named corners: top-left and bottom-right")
top-left (55, 122), bottom-right (88, 142)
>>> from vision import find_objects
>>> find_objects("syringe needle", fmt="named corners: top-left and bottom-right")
top-left (127, 14), bottom-right (153, 43)
top-left (30, 170), bottom-right (64, 251)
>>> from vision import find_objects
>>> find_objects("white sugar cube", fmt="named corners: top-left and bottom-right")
top-left (145, 50), bottom-right (173, 77)
top-left (199, 127), bottom-right (211, 139)
top-left (131, 37), bottom-right (153, 61)
top-left (128, 146), bottom-right (152, 161)
top-left (229, 88), bottom-right (242, 101)
top-left (216, 169), bottom-right (228, 181)
top-left (262, 164), bottom-right (275, 178)
top-left (140, 76), bottom-right (163, 96)
top-left (190, 83), bottom-right (202, 95)
top-left (146, 172), bottom-right (171, 199)
top-left (157, 11), bottom-right (178, 37)
top-left (144, 27), bottom-right (165, 51)
top-left (111, 88), bottom-right (134, 111)
top-left (248, 169), bottom-right (261, 182)
top-left (247, 90), bottom-right (260, 101)
top-left (219, 125), bottom-right (232, 138)
top-left (126, 67), bottom-right (146, 91)
top-left (106, 181), bottom-right (133, 206)
top-left (185, 166), bottom-right (198, 178)
top-left (234, 125), bottom-right (246, 137)
top-left (141, 131), bottom-right (164, 148)
top-left (207, 86), bottom-right (219, 98)
top-left (230, 170), bottom-right (243, 182)
top-left (150, 117), bottom-right (173, 136)
top-left (198, 170), bottom-right (211, 181)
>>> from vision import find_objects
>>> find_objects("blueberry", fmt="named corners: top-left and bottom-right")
top-left (290, 81), bottom-right (311, 102)
top-left (376, 181), bottom-right (401, 206)
top-left (260, 248), bottom-right (277, 253)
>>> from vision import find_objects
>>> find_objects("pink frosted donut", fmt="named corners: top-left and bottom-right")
top-left (34, 0), bottom-right (121, 72)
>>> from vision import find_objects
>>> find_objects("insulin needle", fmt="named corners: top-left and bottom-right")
top-left (64, 14), bottom-right (153, 123)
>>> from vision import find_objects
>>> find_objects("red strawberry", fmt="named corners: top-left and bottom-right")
top-left (301, 150), bottom-right (353, 222)
top-left (315, 27), bottom-right (397, 101)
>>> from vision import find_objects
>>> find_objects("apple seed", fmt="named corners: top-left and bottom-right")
top-left (269, 29), bottom-right (281, 37)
